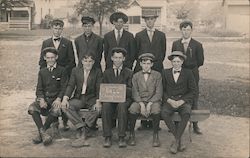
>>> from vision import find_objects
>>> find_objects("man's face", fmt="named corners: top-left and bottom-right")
top-left (140, 59), bottom-right (153, 72)
top-left (145, 17), bottom-right (156, 29)
top-left (52, 25), bottom-right (63, 37)
top-left (181, 25), bottom-right (192, 39)
top-left (83, 23), bottom-right (93, 36)
top-left (113, 18), bottom-right (124, 30)
top-left (171, 56), bottom-right (184, 70)
top-left (111, 52), bottom-right (125, 67)
top-left (44, 52), bottom-right (57, 67)
top-left (82, 57), bottom-right (95, 71)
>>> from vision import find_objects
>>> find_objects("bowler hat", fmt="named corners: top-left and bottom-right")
top-left (168, 51), bottom-right (186, 60)
top-left (138, 53), bottom-right (155, 61)
top-left (110, 12), bottom-right (128, 24)
top-left (81, 16), bottom-right (95, 25)
top-left (51, 19), bottom-right (64, 27)
top-left (111, 47), bottom-right (127, 56)
top-left (42, 47), bottom-right (58, 56)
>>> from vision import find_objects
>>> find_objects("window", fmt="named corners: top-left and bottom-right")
top-left (129, 16), bottom-right (140, 24)
top-left (142, 7), bottom-right (161, 17)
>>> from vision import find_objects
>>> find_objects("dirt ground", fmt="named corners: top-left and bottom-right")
top-left (0, 35), bottom-right (249, 157)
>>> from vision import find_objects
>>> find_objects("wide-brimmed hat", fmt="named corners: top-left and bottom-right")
top-left (142, 12), bottom-right (158, 19)
top-left (51, 19), bottom-right (64, 27)
top-left (81, 16), bottom-right (95, 25)
top-left (110, 12), bottom-right (128, 24)
top-left (138, 53), bottom-right (155, 61)
top-left (168, 51), bottom-right (186, 60)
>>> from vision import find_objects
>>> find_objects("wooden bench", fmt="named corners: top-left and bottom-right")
top-left (79, 109), bottom-right (210, 142)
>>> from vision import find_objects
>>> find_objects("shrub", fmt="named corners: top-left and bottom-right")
top-left (201, 28), bottom-right (242, 37)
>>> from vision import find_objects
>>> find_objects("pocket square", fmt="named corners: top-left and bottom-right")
top-left (62, 44), bottom-right (66, 48)
top-left (56, 78), bottom-right (61, 80)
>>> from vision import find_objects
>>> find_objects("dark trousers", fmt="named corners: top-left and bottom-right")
top-left (161, 103), bottom-right (191, 140)
top-left (64, 95), bottom-right (98, 129)
top-left (129, 113), bottom-right (160, 133)
top-left (102, 101), bottom-right (130, 137)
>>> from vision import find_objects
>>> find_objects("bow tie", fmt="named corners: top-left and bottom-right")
top-left (143, 71), bottom-right (151, 74)
top-left (54, 38), bottom-right (61, 41)
top-left (174, 70), bottom-right (181, 74)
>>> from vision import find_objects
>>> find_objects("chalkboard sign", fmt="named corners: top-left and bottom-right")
top-left (99, 84), bottom-right (126, 103)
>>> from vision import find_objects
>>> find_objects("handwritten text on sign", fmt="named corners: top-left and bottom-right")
top-left (99, 84), bottom-right (126, 103)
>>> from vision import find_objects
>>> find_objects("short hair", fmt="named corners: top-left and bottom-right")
top-left (42, 47), bottom-right (58, 56)
top-left (179, 20), bottom-right (193, 29)
top-left (82, 53), bottom-right (96, 61)
top-left (111, 47), bottom-right (127, 57)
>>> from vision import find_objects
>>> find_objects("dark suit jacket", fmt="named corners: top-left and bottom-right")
top-left (104, 30), bottom-right (136, 69)
top-left (102, 67), bottom-right (133, 99)
top-left (75, 33), bottom-right (103, 69)
top-left (171, 38), bottom-right (204, 69)
top-left (36, 65), bottom-right (68, 100)
top-left (64, 67), bottom-right (102, 101)
top-left (132, 70), bottom-right (162, 103)
top-left (39, 37), bottom-right (76, 76)
top-left (134, 29), bottom-right (166, 72)
top-left (161, 68), bottom-right (197, 104)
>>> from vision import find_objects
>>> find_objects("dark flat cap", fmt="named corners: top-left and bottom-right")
top-left (51, 19), bottom-right (64, 27)
top-left (168, 51), bottom-right (186, 60)
top-left (42, 47), bottom-right (58, 56)
top-left (110, 12), bottom-right (128, 24)
top-left (179, 19), bottom-right (193, 29)
top-left (111, 47), bottom-right (127, 56)
top-left (142, 12), bottom-right (158, 19)
top-left (138, 53), bottom-right (155, 61)
top-left (81, 16), bottom-right (95, 24)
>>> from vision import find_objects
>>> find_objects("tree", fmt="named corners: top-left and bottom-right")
top-left (68, 15), bottom-right (79, 28)
top-left (74, 0), bottom-right (130, 36)
top-left (171, 0), bottom-right (199, 20)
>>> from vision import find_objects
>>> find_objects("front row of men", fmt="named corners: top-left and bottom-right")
top-left (28, 47), bottom-right (197, 154)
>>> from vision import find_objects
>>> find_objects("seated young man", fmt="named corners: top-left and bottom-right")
top-left (61, 53), bottom-right (102, 148)
top-left (128, 53), bottom-right (162, 147)
top-left (28, 47), bottom-right (68, 146)
top-left (101, 47), bottom-right (133, 148)
top-left (161, 51), bottom-right (197, 154)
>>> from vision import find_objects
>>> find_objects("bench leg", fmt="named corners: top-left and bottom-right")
top-left (188, 121), bottom-right (192, 142)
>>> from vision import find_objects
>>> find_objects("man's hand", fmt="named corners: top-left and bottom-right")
top-left (167, 98), bottom-right (178, 108)
top-left (61, 96), bottom-right (69, 109)
top-left (39, 98), bottom-right (48, 109)
top-left (93, 99), bottom-right (102, 114)
top-left (175, 100), bottom-right (185, 108)
top-left (145, 102), bottom-right (153, 117)
top-left (52, 97), bottom-right (62, 108)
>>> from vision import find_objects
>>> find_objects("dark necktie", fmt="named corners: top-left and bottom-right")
top-left (143, 71), bottom-right (151, 74)
top-left (117, 30), bottom-right (121, 44)
top-left (174, 70), bottom-right (181, 74)
top-left (54, 37), bottom-right (61, 41)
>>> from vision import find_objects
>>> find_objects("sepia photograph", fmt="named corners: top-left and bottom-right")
top-left (0, 0), bottom-right (249, 157)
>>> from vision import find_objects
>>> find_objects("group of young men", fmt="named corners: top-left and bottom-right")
top-left (27, 11), bottom-right (204, 154)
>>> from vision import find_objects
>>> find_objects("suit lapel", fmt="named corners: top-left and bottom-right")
top-left (176, 69), bottom-right (184, 84)
top-left (111, 30), bottom-right (118, 46)
top-left (138, 71), bottom-right (147, 89)
top-left (169, 68), bottom-right (176, 84)
top-left (57, 37), bottom-right (65, 52)
top-left (86, 68), bottom-right (93, 90)
top-left (142, 29), bottom-right (151, 43)
top-left (48, 38), bottom-right (55, 47)
top-left (79, 68), bottom-right (84, 90)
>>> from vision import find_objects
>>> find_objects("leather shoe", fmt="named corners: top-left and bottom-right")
top-left (63, 123), bottom-right (70, 131)
top-left (103, 137), bottom-right (112, 148)
top-left (127, 132), bottom-right (136, 146)
top-left (40, 128), bottom-right (52, 146)
top-left (178, 140), bottom-right (186, 152)
top-left (152, 133), bottom-right (160, 147)
top-left (118, 137), bottom-right (127, 148)
top-left (193, 127), bottom-right (202, 135)
top-left (32, 133), bottom-right (42, 144)
top-left (71, 137), bottom-right (90, 147)
top-left (170, 141), bottom-right (178, 154)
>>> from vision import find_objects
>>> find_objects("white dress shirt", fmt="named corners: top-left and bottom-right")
top-left (81, 69), bottom-right (90, 94)
top-left (172, 68), bottom-right (182, 83)
top-left (52, 35), bottom-right (62, 49)
top-left (146, 27), bottom-right (155, 42)
top-left (113, 64), bottom-right (123, 77)
top-left (114, 28), bottom-right (123, 42)
top-left (47, 63), bottom-right (57, 72)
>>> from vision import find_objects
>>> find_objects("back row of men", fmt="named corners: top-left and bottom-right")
top-left (28, 11), bottom-right (204, 154)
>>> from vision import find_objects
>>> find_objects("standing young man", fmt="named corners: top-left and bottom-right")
top-left (61, 53), bottom-right (102, 148)
top-left (171, 20), bottom-right (204, 134)
top-left (101, 47), bottom-right (133, 148)
top-left (134, 12), bottom-right (166, 130)
top-left (104, 12), bottom-right (136, 70)
top-left (128, 53), bottom-right (162, 147)
top-left (75, 16), bottom-right (103, 69)
top-left (161, 51), bottom-right (197, 154)
top-left (28, 47), bottom-right (68, 146)
top-left (39, 19), bottom-right (76, 130)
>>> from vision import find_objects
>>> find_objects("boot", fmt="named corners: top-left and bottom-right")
top-left (152, 132), bottom-right (160, 147)
top-left (170, 140), bottom-right (178, 154)
top-left (118, 136), bottom-right (126, 148)
top-left (71, 127), bottom-right (90, 148)
top-left (193, 122), bottom-right (202, 134)
top-left (32, 132), bottom-right (42, 144)
top-left (40, 128), bottom-right (52, 146)
top-left (103, 137), bottom-right (112, 148)
top-left (127, 131), bottom-right (136, 146)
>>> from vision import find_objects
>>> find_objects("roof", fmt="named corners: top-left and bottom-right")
top-left (9, 0), bottom-right (34, 8)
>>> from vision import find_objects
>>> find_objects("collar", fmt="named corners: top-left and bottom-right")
top-left (172, 68), bottom-right (182, 73)
top-left (47, 63), bottom-right (57, 69)
top-left (113, 64), bottom-right (123, 70)
top-left (142, 69), bottom-right (151, 74)
top-left (115, 28), bottom-right (124, 34)
top-left (146, 27), bottom-right (155, 32)
top-left (181, 37), bottom-right (191, 44)
top-left (52, 35), bottom-right (62, 40)
top-left (84, 32), bottom-right (93, 38)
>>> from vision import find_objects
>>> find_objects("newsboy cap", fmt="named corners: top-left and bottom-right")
top-left (42, 47), bottom-right (58, 56)
top-left (109, 12), bottom-right (128, 24)
top-left (81, 16), bottom-right (95, 25)
top-left (142, 12), bottom-right (158, 19)
top-left (138, 53), bottom-right (155, 61)
top-left (111, 47), bottom-right (127, 56)
top-left (168, 51), bottom-right (186, 61)
top-left (51, 19), bottom-right (64, 27)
